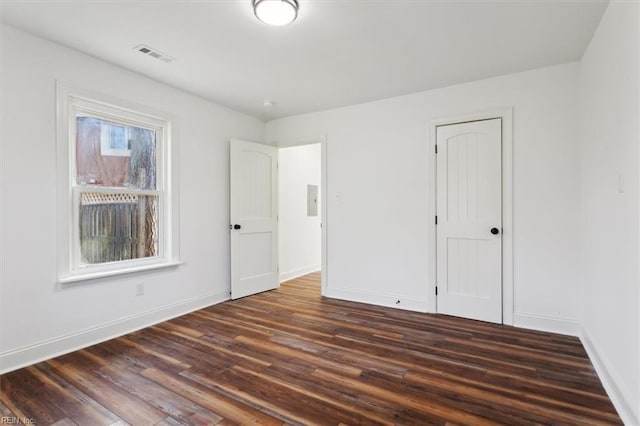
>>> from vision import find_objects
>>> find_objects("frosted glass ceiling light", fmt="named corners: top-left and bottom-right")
top-left (253, 0), bottom-right (298, 26)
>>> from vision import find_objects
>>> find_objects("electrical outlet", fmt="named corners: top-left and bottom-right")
top-left (136, 283), bottom-right (145, 296)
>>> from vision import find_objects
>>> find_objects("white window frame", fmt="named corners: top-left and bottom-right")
top-left (57, 83), bottom-right (180, 283)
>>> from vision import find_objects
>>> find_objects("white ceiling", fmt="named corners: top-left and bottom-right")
top-left (1, 0), bottom-right (607, 120)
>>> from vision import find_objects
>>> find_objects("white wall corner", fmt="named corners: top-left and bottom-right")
top-left (0, 290), bottom-right (230, 375)
top-left (512, 312), bottom-right (581, 336)
top-left (279, 264), bottom-right (321, 283)
top-left (581, 328), bottom-right (640, 425)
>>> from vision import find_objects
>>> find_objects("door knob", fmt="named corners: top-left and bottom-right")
top-left (234, 224), bottom-right (241, 230)
top-left (490, 227), bottom-right (500, 235)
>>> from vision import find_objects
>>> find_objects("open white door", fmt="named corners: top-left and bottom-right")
top-left (436, 119), bottom-right (502, 323)
top-left (230, 139), bottom-right (278, 299)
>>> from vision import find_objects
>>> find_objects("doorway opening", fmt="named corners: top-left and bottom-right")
top-left (278, 143), bottom-right (323, 295)
top-left (229, 137), bottom-right (327, 300)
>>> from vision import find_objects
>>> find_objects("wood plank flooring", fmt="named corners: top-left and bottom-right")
top-left (1, 272), bottom-right (621, 425)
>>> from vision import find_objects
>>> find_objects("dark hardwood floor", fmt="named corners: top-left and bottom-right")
top-left (1, 272), bottom-right (621, 425)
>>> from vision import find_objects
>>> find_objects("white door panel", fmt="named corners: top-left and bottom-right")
top-left (436, 119), bottom-right (502, 323)
top-left (230, 139), bottom-right (278, 299)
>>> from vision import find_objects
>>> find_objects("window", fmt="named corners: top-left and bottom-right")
top-left (99, 121), bottom-right (132, 157)
top-left (57, 84), bottom-right (179, 282)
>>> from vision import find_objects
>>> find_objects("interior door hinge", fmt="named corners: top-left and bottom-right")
top-left (435, 145), bottom-right (438, 154)
top-left (435, 216), bottom-right (438, 225)
top-left (435, 286), bottom-right (438, 296)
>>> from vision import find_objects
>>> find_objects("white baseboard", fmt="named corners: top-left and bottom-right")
top-left (325, 286), bottom-right (428, 313)
top-left (512, 312), bottom-right (581, 336)
top-left (0, 290), bottom-right (230, 374)
top-left (279, 264), bottom-right (321, 283)
top-left (581, 329), bottom-right (639, 425)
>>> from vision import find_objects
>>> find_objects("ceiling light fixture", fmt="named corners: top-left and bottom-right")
top-left (253, 0), bottom-right (298, 26)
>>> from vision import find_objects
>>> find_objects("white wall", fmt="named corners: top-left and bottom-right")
top-left (0, 25), bottom-right (265, 372)
top-left (579, 2), bottom-right (640, 424)
top-left (278, 144), bottom-right (322, 281)
top-left (267, 63), bottom-right (582, 333)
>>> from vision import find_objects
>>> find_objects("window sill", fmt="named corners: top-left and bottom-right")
top-left (58, 261), bottom-right (182, 284)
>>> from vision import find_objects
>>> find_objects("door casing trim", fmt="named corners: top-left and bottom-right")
top-left (428, 109), bottom-right (513, 325)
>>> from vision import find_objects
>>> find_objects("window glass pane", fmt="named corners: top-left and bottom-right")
top-left (76, 115), bottom-right (157, 190)
top-left (79, 192), bottom-right (159, 265)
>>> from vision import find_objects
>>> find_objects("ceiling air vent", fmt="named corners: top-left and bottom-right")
top-left (133, 44), bottom-right (174, 63)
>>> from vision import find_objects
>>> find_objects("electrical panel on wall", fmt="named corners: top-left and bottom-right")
top-left (307, 184), bottom-right (318, 216)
